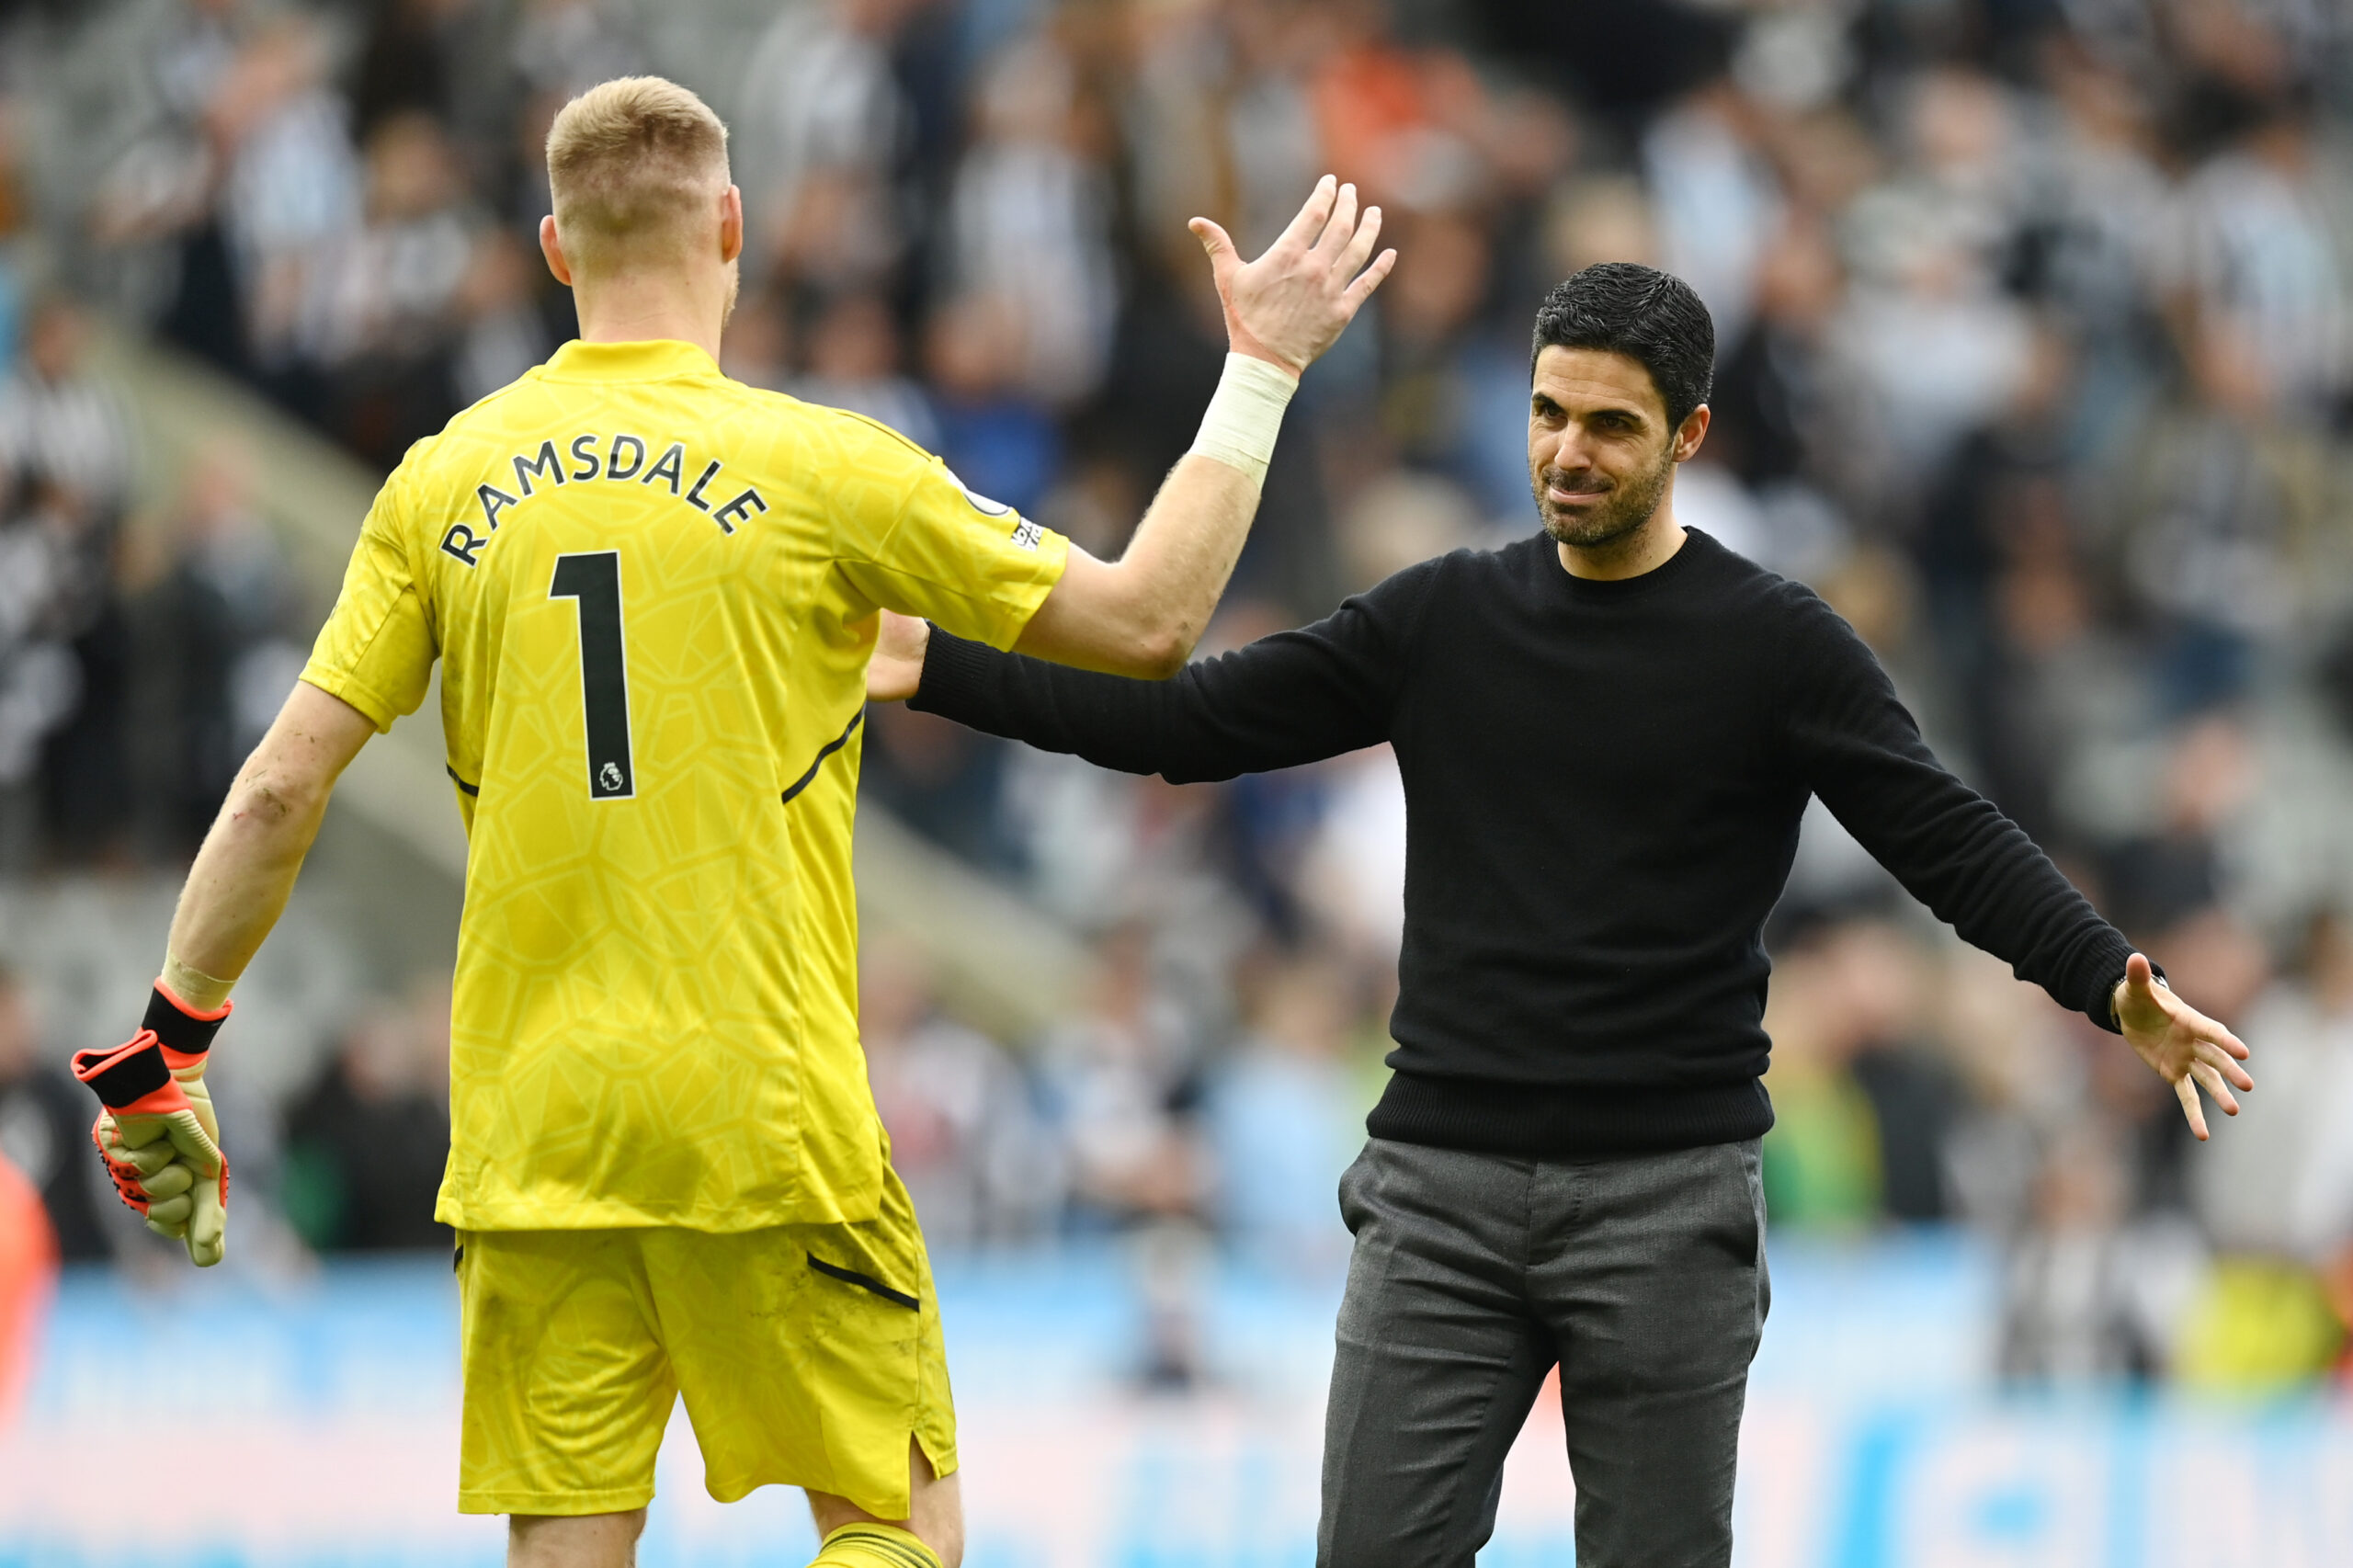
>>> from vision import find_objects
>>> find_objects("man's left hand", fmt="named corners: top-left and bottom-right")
top-left (2114, 951), bottom-right (2253, 1140)
top-left (866, 611), bottom-right (930, 704)
top-left (72, 984), bottom-right (234, 1266)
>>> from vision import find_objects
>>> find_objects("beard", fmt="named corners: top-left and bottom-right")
top-left (1532, 442), bottom-right (1675, 550)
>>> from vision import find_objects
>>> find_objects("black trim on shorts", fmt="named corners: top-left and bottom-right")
top-left (446, 765), bottom-right (480, 797)
top-left (807, 1253), bottom-right (918, 1311)
top-left (779, 710), bottom-right (864, 805)
top-left (826, 1525), bottom-right (937, 1568)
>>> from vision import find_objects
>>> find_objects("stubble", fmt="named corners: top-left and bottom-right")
top-left (1534, 442), bottom-right (1675, 551)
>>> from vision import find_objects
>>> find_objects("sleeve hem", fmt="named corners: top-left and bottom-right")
top-left (2077, 935), bottom-right (2140, 1034)
top-left (299, 666), bottom-right (398, 733)
top-left (986, 529), bottom-right (1069, 651)
top-left (2084, 950), bottom-right (2165, 1034)
top-left (848, 474), bottom-right (1070, 651)
top-left (909, 629), bottom-right (996, 720)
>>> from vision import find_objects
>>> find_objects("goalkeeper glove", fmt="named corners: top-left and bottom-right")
top-left (72, 984), bottom-right (232, 1267)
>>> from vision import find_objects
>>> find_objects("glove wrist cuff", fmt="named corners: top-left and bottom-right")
top-left (70, 1033), bottom-right (194, 1116)
top-left (144, 983), bottom-right (231, 1063)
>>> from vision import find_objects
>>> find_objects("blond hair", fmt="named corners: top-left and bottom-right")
top-left (546, 76), bottom-right (730, 273)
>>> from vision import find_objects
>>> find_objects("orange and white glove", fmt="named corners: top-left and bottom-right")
top-left (71, 985), bottom-right (232, 1267)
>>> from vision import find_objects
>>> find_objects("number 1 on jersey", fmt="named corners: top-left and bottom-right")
top-left (550, 551), bottom-right (635, 801)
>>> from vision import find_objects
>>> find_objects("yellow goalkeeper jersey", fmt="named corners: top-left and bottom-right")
top-left (300, 338), bottom-right (1067, 1232)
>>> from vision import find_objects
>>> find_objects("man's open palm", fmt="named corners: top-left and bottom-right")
top-left (2115, 951), bottom-right (2253, 1140)
top-left (1192, 175), bottom-right (1395, 374)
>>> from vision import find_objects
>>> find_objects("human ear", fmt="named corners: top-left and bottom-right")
top-left (1673, 403), bottom-right (1711, 462)
top-left (719, 186), bottom-right (745, 267)
top-left (539, 214), bottom-right (574, 287)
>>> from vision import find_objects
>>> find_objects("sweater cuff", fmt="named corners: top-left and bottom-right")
top-left (907, 627), bottom-right (996, 722)
top-left (2086, 945), bottom-right (2164, 1034)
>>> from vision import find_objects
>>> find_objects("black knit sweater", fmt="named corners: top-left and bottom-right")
top-left (912, 528), bottom-right (2136, 1156)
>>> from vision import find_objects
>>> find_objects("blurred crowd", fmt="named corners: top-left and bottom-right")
top-left (0, 290), bottom-right (308, 875)
top-left (1, 0), bottom-right (2352, 1391)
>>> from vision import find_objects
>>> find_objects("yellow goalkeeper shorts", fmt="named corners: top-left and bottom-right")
top-left (453, 1165), bottom-right (956, 1518)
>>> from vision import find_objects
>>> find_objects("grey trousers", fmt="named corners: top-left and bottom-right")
top-left (1319, 1137), bottom-right (1770, 1568)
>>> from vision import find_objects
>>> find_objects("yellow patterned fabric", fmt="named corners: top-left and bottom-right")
top-left (301, 338), bottom-right (1067, 1231)
top-left (453, 1150), bottom-right (956, 1517)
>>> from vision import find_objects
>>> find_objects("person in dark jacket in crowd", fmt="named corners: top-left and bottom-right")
top-left (0, 962), bottom-right (113, 1262)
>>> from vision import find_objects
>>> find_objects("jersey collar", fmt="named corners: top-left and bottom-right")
top-left (541, 338), bottom-right (721, 382)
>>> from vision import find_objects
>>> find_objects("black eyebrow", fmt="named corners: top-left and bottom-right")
top-left (1530, 393), bottom-right (1649, 426)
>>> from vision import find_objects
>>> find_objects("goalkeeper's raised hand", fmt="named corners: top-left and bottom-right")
top-left (72, 983), bottom-right (232, 1267)
top-left (1190, 174), bottom-right (1395, 377)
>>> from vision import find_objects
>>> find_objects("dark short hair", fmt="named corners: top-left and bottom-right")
top-left (1529, 264), bottom-right (1715, 431)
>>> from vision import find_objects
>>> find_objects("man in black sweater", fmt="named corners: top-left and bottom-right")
top-left (867, 264), bottom-right (2251, 1567)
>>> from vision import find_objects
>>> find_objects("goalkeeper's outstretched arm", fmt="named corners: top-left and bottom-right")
top-left (1006, 176), bottom-right (1392, 681)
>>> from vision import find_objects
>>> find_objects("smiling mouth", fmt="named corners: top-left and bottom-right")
top-left (1547, 482), bottom-right (1609, 506)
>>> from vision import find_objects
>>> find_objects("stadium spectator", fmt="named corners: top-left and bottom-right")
top-left (1204, 948), bottom-right (1363, 1274)
top-left (1037, 922), bottom-right (1215, 1390)
top-left (717, 282), bottom-right (792, 392)
top-left (925, 291), bottom-right (1063, 520)
top-left (449, 228), bottom-right (556, 408)
top-left (303, 111), bottom-right (484, 463)
top-left (125, 448), bottom-right (298, 858)
top-left (2176, 97), bottom-right (2351, 423)
top-left (2167, 907), bottom-right (2353, 1383)
top-left (2101, 316), bottom-right (2340, 713)
top-left (790, 289), bottom-right (939, 449)
top-left (212, 16), bottom-right (363, 390)
top-left (0, 297), bottom-right (132, 517)
top-left (734, 0), bottom-right (915, 291)
top-left (1037, 920), bottom-right (1204, 1232)
top-left (0, 963), bottom-right (110, 1262)
top-left (279, 981), bottom-right (452, 1254)
top-left (946, 35), bottom-right (1119, 407)
top-left (0, 298), bottom-right (137, 865)
top-left (1997, 1119), bottom-right (2184, 1382)
top-left (1760, 937), bottom-right (1884, 1229)
top-left (0, 503), bottom-right (81, 872)
top-left (507, 0), bottom-right (643, 107)
top-left (859, 935), bottom-right (1062, 1247)
top-left (858, 698), bottom-right (1025, 874)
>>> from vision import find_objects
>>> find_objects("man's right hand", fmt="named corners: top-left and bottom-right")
top-left (1190, 176), bottom-right (1394, 377)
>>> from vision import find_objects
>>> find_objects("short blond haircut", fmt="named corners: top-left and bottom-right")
top-left (546, 76), bottom-right (730, 273)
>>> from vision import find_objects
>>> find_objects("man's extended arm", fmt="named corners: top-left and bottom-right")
top-left (1782, 592), bottom-right (2250, 1134)
top-left (894, 562), bottom-right (1435, 782)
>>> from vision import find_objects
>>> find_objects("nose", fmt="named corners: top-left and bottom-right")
top-left (1543, 424), bottom-right (1593, 474)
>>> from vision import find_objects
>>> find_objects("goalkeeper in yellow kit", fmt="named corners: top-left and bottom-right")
top-left (71, 75), bottom-right (1391, 1568)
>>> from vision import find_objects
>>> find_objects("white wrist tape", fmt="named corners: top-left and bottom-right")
top-left (1189, 353), bottom-right (1299, 485)
top-left (162, 953), bottom-right (234, 1013)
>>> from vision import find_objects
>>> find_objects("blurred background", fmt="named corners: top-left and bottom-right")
top-left (2, 0), bottom-right (2353, 1562)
